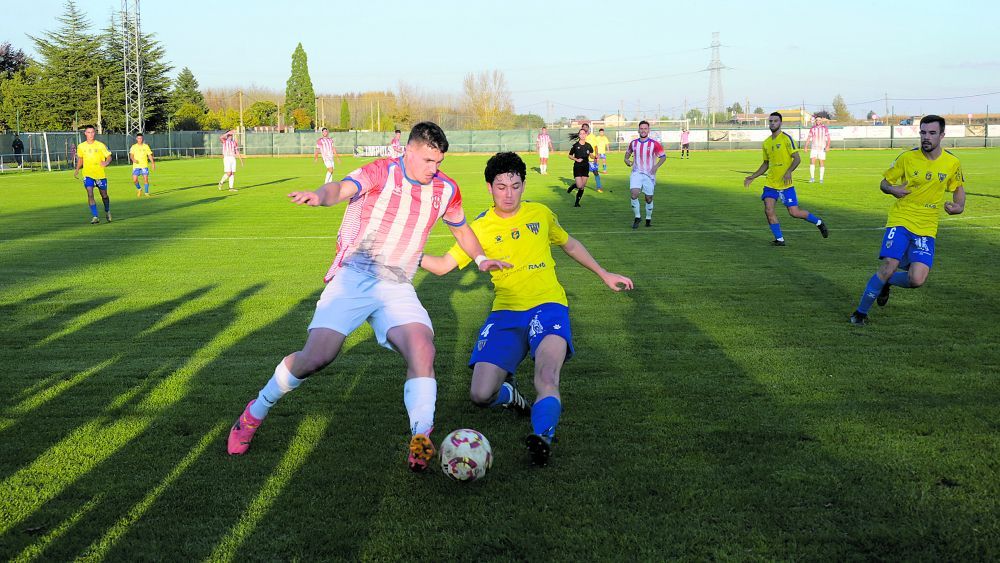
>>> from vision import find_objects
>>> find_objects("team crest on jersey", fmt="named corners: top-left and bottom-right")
top-left (925, 172), bottom-right (932, 181)
top-left (511, 228), bottom-right (520, 239)
top-left (938, 173), bottom-right (947, 182)
top-left (495, 234), bottom-right (503, 243)
top-left (432, 195), bottom-right (441, 209)
top-left (527, 222), bottom-right (540, 235)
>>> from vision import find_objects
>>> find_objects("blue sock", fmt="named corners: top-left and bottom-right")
top-left (144, 183), bottom-right (149, 194)
top-left (531, 396), bottom-right (561, 439)
top-left (769, 222), bottom-right (783, 240)
top-left (888, 271), bottom-right (911, 288)
top-left (595, 174), bottom-right (603, 189)
top-left (805, 213), bottom-right (821, 225)
top-left (489, 383), bottom-right (511, 408)
top-left (857, 274), bottom-right (885, 314)
top-left (135, 181), bottom-right (141, 190)
top-left (89, 203), bottom-right (98, 217)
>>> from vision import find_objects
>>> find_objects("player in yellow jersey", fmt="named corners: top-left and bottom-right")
top-left (73, 126), bottom-right (113, 224)
top-left (421, 152), bottom-right (633, 466)
top-left (849, 115), bottom-right (966, 326)
top-left (592, 127), bottom-right (611, 172)
top-left (744, 112), bottom-right (829, 245)
top-left (129, 133), bottom-right (155, 197)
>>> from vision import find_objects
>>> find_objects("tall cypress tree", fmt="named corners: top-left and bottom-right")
top-left (171, 67), bottom-right (206, 113)
top-left (340, 98), bottom-right (350, 129)
top-left (284, 43), bottom-right (315, 128)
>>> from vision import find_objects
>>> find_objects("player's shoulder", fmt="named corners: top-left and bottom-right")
top-left (941, 149), bottom-right (962, 166)
top-left (781, 132), bottom-right (796, 148)
top-left (521, 201), bottom-right (554, 216)
top-left (433, 169), bottom-right (460, 192)
top-left (893, 147), bottom-right (920, 164)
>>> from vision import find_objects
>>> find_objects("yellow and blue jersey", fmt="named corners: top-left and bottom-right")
top-left (78, 141), bottom-right (111, 179)
top-left (591, 134), bottom-right (611, 155)
top-left (129, 143), bottom-right (153, 169)
top-left (762, 132), bottom-right (798, 189)
top-left (883, 149), bottom-right (964, 238)
top-left (448, 201), bottom-right (570, 311)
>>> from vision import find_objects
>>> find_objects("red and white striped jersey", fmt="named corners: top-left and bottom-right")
top-left (316, 137), bottom-right (336, 159)
top-left (809, 125), bottom-right (830, 148)
top-left (325, 157), bottom-right (466, 284)
top-left (628, 138), bottom-right (665, 175)
top-left (390, 137), bottom-right (403, 156)
top-left (222, 137), bottom-right (240, 157)
top-left (537, 133), bottom-right (551, 150)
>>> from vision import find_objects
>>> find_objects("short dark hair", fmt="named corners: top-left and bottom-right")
top-left (638, 120), bottom-right (650, 127)
top-left (84, 125), bottom-right (95, 131)
top-left (599, 128), bottom-right (605, 132)
top-left (484, 152), bottom-right (526, 184)
top-left (920, 114), bottom-right (946, 132)
top-left (769, 112), bottom-right (783, 121)
top-left (136, 133), bottom-right (144, 137)
top-left (394, 129), bottom-right (401, 134)
top-left (321, 127), bottom-right (328, 132)
top-left (407, 122), bottom-right (448, 152)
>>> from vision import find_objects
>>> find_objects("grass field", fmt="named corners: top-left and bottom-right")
top-left (1, 148), bottom-right (998, 561)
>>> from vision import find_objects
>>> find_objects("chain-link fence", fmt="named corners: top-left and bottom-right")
top-left (1, 125), bottom-right (995, 173)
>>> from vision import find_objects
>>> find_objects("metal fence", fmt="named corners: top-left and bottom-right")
top-left (0, 126), bottom-right (995, 174)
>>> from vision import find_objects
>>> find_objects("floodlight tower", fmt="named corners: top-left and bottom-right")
top-left (122, 0), bottom-right (144, 135)
top-left (706, 32), bottom-right (725, 122)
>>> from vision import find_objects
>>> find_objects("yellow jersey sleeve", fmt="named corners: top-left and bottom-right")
top-left (947, 163), bottom-right (964, 192)
top-left (447, 243), bottom-right (473, 270)
top-left (883, 155), bottom-right (906, 184)
top-left (548, 208), bottom-right (569, 246)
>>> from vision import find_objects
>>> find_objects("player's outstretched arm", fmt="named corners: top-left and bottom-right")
top-left (560, 236), bottom-right (633, 292)
top-left (287, 181), bottom-right (358, 207)
top-left (744, 161), bottom-right (769, 188)
top-left (419, 253), bottom-right (459, 276)
top-left (945, 185), bottom-right (966, 215)
top-left (449, 223), bottom-right (511, 271)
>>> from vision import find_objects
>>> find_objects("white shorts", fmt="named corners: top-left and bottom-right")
top-left (810, 149), bottom-right (827, 161)
top-left (322, 158), bottom-right (336, 169)
top-left (307, 267), bottom-right (433, 350)
top-left (630, 172), bottom-right (656, 196)
top-left (223, 156), bottom-right (237, 173)
top-left (538, 149), bottom-right (549, 159)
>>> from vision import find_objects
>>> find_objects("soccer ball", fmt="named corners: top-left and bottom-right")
top-left (440, 429), bottom-right (493, 482)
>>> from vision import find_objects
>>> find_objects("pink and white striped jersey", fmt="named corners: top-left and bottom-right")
top-left (222, 137), bottom-right (239, 158)
top-left (628, 138), bottom-right (665, 175)
top-left (680, 130), bottom-right (690, 145)
top-left (809, 125), bottom-right (830, 149)
top-left (390, 137), bottom-right (403, 156)
top-left (325, 157), bottom-right (466, 284)
top-left (316, 137), bottom-right (336, 159)
top-left (537, 133), bottom-right (551, 151)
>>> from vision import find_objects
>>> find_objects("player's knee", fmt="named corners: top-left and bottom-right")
top-left (909, 273), bottom-right (928, 288)
top-left (295, 349), bottom-right (333, 375)
top-left (534, 368), bottom-right (560, 395)
top-left (469, 387), bottom-right (495, 408)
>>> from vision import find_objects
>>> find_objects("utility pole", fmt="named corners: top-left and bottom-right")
top-left (238, 90), bottom-right (245, 135)
top-left (377, 99), bottom-right (381, 132)
top-left (96, 76), bottom-right (103, 134)
top-left (884, 92), bottom-right (889, 123)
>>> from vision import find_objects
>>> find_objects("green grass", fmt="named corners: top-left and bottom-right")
top-left (1, 149), bottom-right (998, 561)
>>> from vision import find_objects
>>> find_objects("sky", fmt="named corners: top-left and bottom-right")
top-left (8, 0), bottom-right (1000, 119)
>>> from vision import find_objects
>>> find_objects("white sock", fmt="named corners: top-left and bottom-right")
top-left (325, 171), bottom-right (333, 183)
top-left (820, 166), bottom-right (825, 181)
top-left (249, 360), bottom-right (303, 420)
top-left (631, 198), bottom-right (640, 218)
top-left (403, 377), bottom-right (437, 435)
top-left (228, 175), bottom-right (235, 189)
top-left (219, 174), bottom-right (228, 184)
top-left (645, 202), bottom-right (654, 220)
top-left (541, 164), bottom-right (546, 173)
top-left (809, 164), bottom-right (815, 179)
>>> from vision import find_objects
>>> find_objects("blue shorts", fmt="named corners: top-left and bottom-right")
top-left (132, 167), bottom-right (149, 176)
top-left (83, 177), bottom-right (108, 190)
top-left (469, 303), bottom-right (574, 374)
top-left (761, 186), bottom-right (798, 207)
top-left (879, 226), bottom-right (935, 269)
top-left (588, 161), bottom-right (599, 173)
top-left (598, 153), bottom-right (607, 159)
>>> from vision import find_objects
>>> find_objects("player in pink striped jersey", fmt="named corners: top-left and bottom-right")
top-left (390, 129), bottom-right (403, 157)
top-left (313, 127), bottom-right (339, 183)
top-left (227, 122), bottom-right (511, 472)
top-left (537, 126), bottom-right (554, 174)
top-left (805, 117), bottom-right (831, 183)
top-left (624, 121), bottom-right (666, 229)
top-left (217, 130), bottom-right (244, 192)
